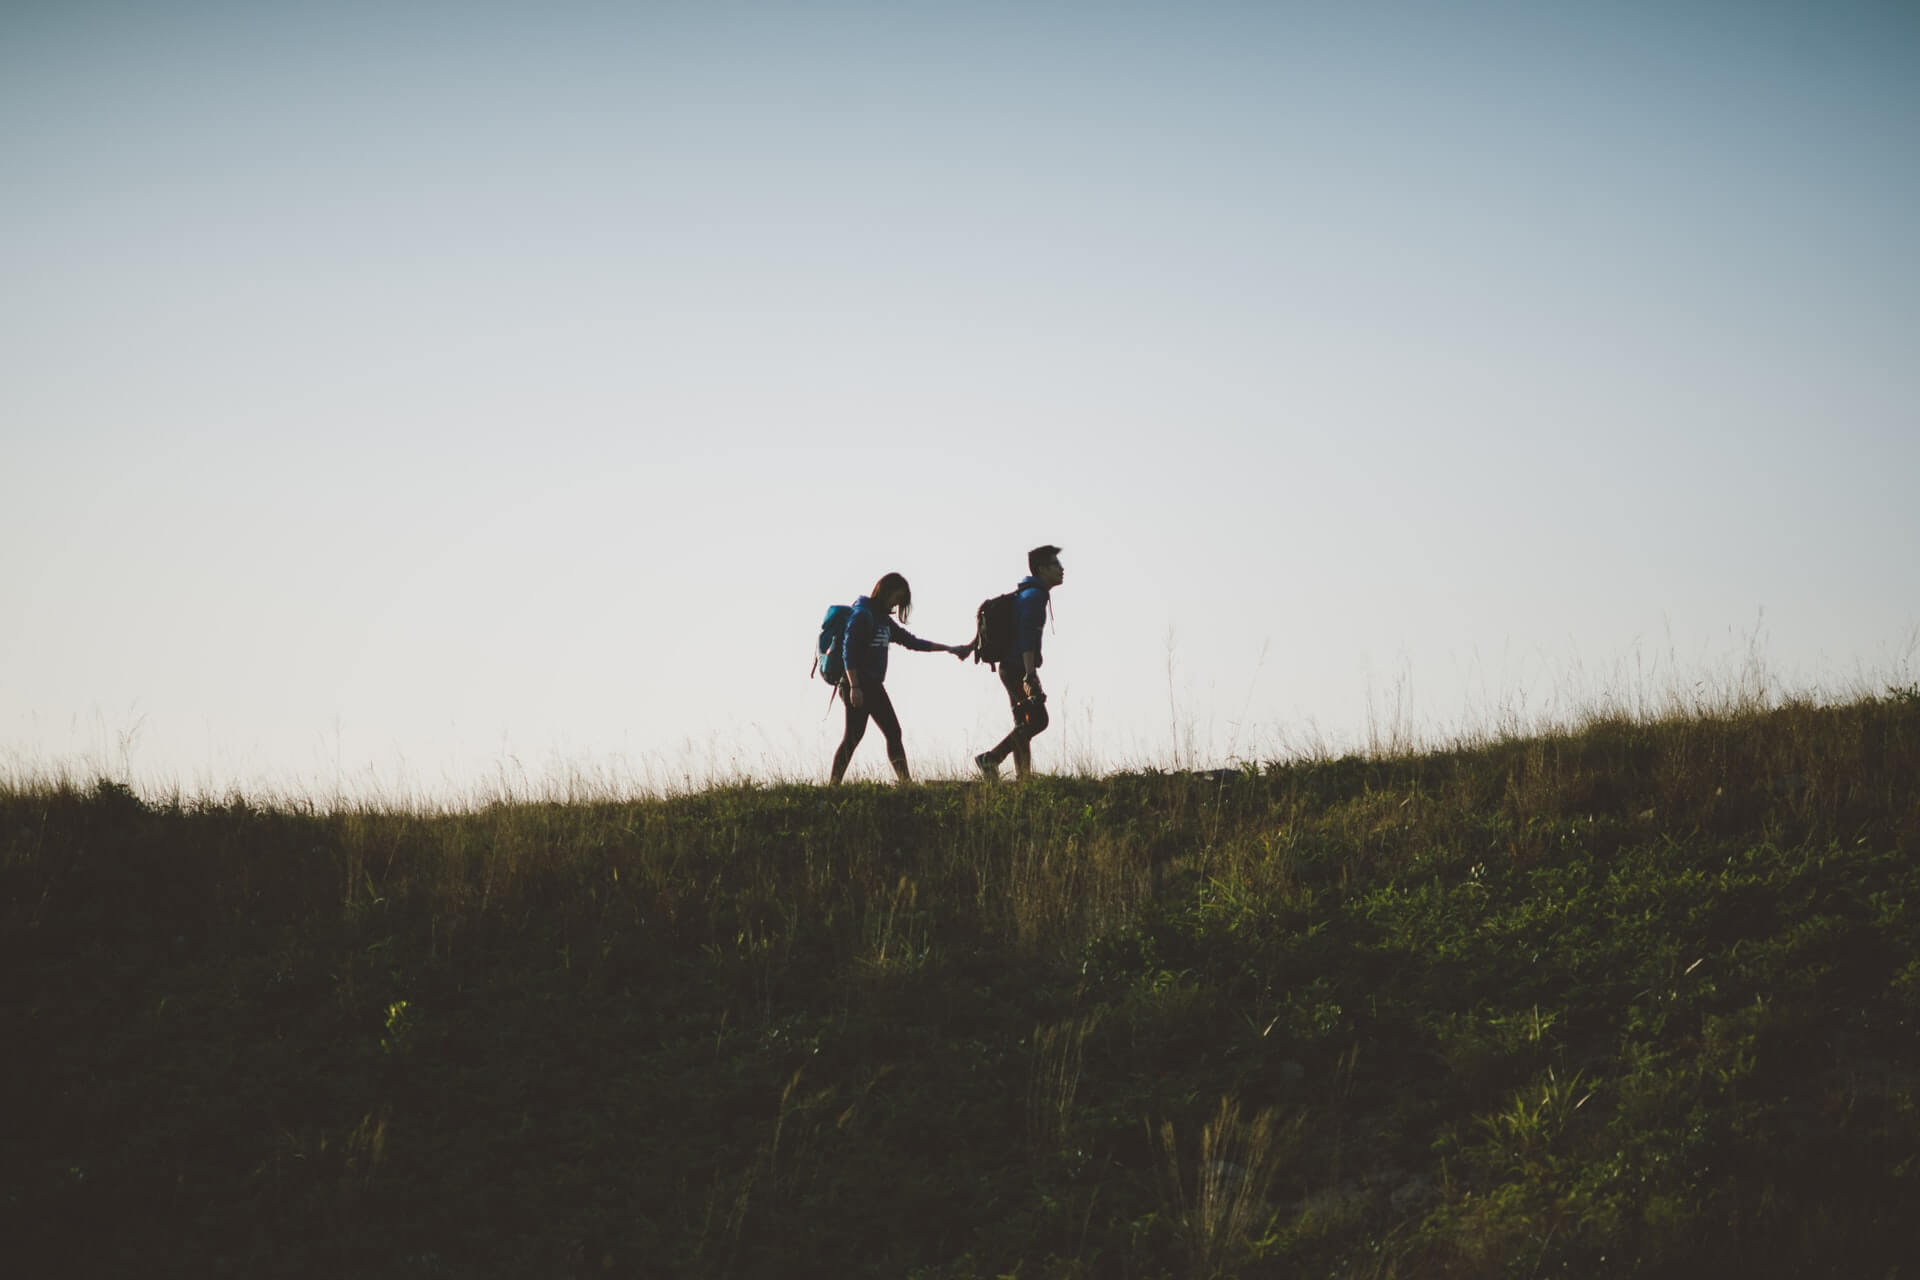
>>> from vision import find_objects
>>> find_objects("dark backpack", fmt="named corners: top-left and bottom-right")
top-left (972, 590), bottom-right (1020, 670)
top-left (813, 604), bottom-right (853, 684)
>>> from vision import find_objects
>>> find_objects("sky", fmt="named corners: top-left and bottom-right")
top-left (4, 0), bottom-right (1917, 798)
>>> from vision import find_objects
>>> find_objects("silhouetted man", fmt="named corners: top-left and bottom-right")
top-left (974, 545), bottom-right (1063, 781)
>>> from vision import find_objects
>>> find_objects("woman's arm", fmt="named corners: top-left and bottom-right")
top-left (891, 623), bottom-right (970, 658)
top-left (844, 608), bottom-right (873, 705)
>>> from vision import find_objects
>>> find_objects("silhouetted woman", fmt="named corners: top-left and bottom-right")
top-left (832, 572), bottom-right (970, 784)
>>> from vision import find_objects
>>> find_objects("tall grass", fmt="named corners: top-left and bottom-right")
top-left (1159, 1097), bottom-right (1301, 1276)
top-left (4, 685), bottom-right (1918, 1276)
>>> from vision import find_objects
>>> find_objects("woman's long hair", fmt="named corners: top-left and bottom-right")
top-left (870, 572), bottom-right (912, 622)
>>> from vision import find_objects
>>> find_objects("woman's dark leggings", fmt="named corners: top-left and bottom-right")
top-left (831, 681), bottom-right (909, 783)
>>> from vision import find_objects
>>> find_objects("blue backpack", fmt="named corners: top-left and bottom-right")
top-left (813, 604), bottom-right (853, 684)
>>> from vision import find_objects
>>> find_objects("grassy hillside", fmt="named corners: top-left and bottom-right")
top-left (5, 692), bottom-right (1919, 1277)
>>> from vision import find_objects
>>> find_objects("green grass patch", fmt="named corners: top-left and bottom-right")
top-left (5, 694), bottom-right (1919, 1276)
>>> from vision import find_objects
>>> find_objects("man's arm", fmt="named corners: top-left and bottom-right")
top-left (1015, 590), bottom-right (1047, 688)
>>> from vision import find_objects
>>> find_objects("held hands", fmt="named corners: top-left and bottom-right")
top-left (950, 642), bottom-right (975, 661)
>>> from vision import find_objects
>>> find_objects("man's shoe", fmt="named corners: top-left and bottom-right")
top-left (974, 752), bottom-right (1000, 781)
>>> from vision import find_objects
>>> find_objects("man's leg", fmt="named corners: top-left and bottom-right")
top-left (980, 669), bottom-right (1039, 777)
top-left (1012, 688), bottom-right (1048, 779)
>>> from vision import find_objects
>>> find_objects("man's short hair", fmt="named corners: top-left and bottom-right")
top-left (1028, 544), bottom-right (1063, 575)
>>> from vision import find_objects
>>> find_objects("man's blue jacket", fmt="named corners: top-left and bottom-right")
top-left (1002, 576), bottom-right (1050, 668)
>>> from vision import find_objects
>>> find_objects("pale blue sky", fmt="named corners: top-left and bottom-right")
top-left (5, 0), bottom-right (1916, 795)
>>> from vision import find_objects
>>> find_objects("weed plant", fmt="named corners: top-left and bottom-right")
top-left (4, 691), bottom-right (1919, 1276)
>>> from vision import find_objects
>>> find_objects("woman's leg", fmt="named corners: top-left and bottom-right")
top-left (865, 683), bottom-right (911, 782)
top-left (830, 683), bottom-right (869, 784)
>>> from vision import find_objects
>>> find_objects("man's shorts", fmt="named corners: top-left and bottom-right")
top-left (999, 665), bottom-right (1049, 733)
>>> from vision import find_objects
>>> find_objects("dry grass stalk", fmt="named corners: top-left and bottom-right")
top-left (1027, 1011), bottom-right (1101, 1150)
top-left (1159, 1097), bottom-right (1298, 1276)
